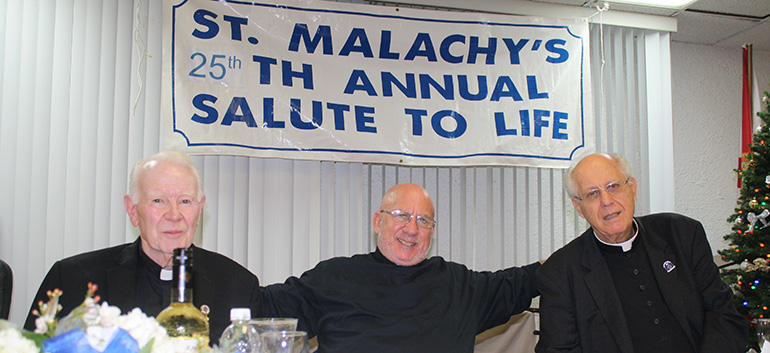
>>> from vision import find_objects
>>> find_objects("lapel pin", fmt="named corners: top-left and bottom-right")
top-left (663, 260), bottom-right (676, 273)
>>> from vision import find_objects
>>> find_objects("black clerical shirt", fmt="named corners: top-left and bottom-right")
top-left (598, 235), bottom-right (694, 353)
top-left (262, 248), bottom-right (540, 353)
top-left (136, 245), bottom-right (170, 317)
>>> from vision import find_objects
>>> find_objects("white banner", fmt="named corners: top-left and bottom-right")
top-left (162, 0), bottom-right (593, 167)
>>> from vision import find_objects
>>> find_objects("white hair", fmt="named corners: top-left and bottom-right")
top-left (564, 153), bottom-right (633, 198)
top-left (128, 150), bottom-right (204, 203)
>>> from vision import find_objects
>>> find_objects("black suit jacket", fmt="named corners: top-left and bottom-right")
top-left (24, 239), bottom-right (261, 345)
top-left (535, 213), bottom-right (747, 353)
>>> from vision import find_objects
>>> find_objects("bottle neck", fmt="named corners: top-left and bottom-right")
top-left (171, 285), bottom-right (193, 303)
top-left (171, 262), bottom-right (194, 304)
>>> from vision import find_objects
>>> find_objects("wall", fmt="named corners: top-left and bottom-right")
top-left (671, 42), bottom-right (770, 255)
top-left (0, 0), bottom-right (676, 326)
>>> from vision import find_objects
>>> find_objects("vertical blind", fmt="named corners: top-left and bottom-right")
top-left (0, 0), bottom-right (666, 325)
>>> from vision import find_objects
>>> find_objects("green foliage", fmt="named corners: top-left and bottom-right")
top-left (139, 337), bottom-right (155, 353)
top-left (21, 330), bottom-right (47, 347)
top-left (719, 91), bottom-right (770, 351)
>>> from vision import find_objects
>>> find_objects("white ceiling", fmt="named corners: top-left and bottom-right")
top-left (530, 0), bottom-right (770, 51)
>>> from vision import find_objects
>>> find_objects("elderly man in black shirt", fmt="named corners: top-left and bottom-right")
top-left (536, 153), bottom-right (748, 353)
top-left (262, 183), bottom-right (540, 353)
top-left (25, 150), bottom-right (261, 345)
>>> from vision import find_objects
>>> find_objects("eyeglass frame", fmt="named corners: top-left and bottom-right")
top-left (379, 209), bottom-right (436, 229)
top-left (573, 178), bottom-right (632, 203)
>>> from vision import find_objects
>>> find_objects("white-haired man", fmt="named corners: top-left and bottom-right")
top-left (25, 150), bottom-right (260, 345)
top-left (536, 153), bottom-right (748, 353)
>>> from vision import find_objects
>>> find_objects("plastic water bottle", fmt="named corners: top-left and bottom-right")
top-left (220, 308), bottom-right (259, 353)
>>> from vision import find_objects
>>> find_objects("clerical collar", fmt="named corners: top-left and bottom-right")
top-left (594, 219), bottom-right (639, 252)
top-left (137, 246), bottom-right (173, 281)
top-left (160, 269), bottom-right (172, 281)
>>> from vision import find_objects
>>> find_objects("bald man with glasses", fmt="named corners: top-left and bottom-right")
top-left (260, 183), bottom-right (540, 353)
top-left (535, 153), bottom-right (747, 353)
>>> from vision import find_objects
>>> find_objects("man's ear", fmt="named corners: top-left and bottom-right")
top-left (373, 211), bottom-right (382, 234)
top-left (629, 177), bottom-right (638, 201)
top-left (124, 195), bottom-right (139, 227)
top-left (571, 198), bottom-right (586, 219)
top-left (196, 195), bottom-right (206, 227)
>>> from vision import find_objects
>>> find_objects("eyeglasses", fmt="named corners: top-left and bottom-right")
top-left (380, 209), bottom-right (436, 229)
top-left (574, 178), bottom-right (631, 203)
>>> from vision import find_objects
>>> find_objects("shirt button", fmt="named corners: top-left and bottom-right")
top-left (640, 285), bottom-right (646, 291)
top-left (647, 301), bottom-right (653, 307)
top-left (633, 269), bottom-right (639, 275)
top-left (662, 336), bottom-right (668, 342)
top-left (654, 318), bottom-right (660, 324)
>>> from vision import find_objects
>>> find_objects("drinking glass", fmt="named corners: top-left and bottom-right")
top-left (758, 318), bottom-right (770, 352)
top-left (248, 318), bottom-right (298, 352)
top-left (248, 318), bottom-right (298, 336)
top-left (260, 331), bottom-right (310, 353)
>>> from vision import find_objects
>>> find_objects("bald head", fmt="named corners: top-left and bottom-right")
top-left (374, 183), bottom-right (435, 266)
top-left (380, 183), bottom-right (435, 217)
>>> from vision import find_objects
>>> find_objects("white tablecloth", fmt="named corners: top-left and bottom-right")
top-left (474, 311), bottom-right (537, 353)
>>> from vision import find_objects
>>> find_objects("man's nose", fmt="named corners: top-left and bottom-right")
top-left (402, 216), bottom-right (420, 234)
top-left (599, 190), bottom-right (614, 206)
top-left (166, 202), bottom-right (182, 220)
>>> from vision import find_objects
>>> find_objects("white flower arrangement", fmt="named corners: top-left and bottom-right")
top-left (104, 306), bottom-right (174, 352)
top-left (28, 283), bottom-right (202, 353)
top-left (0, 321), bottom-right (40, 353)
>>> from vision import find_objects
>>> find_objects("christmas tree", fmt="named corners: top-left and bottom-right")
top-left (720, 89), bottom-right (770, 351)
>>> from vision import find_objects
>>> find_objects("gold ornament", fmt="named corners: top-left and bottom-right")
top-left (750, 199), bottom-right (759, 209)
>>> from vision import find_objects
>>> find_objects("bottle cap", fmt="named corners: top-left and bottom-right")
top-left (173, 247), bottom-right (193, 267)
top-left (230, 307), bottom-right (252, 321)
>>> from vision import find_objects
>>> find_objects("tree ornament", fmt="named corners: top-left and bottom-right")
top-left (765, 175), bottom-right (770, 184)
top-left (742, 260), bottom-right (758, 272)
top-left (750, 160), bottom-right (758, 170)
top-left (754, 257), bottom-right (770, 272)
top-left (731, 283), bottom-right (743, 296)
top-left (747, 210), bottom-right (770, 234)
top-left (741, 258), bottom-right (770, 273)
top-left (751, 199), bottom-right (760, 209)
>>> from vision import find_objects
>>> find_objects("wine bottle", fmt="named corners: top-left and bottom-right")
top-left (156, 247), bottom-right (210, 352)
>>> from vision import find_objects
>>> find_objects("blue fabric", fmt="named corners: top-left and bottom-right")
top-left (42, 328), bottom-right (139, 353)
top-left (103, 328), bottom-right (139, 353)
